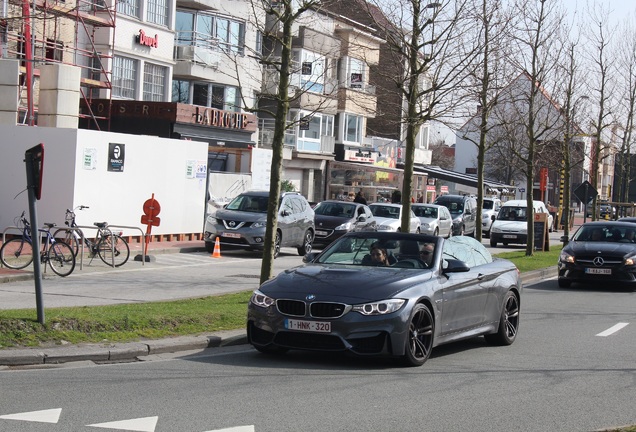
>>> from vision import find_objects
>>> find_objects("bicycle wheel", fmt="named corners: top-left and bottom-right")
top-left (47, 241), bottom-right (76, 277)
top-left (97, 234), bottom-right (130, 267)
top-left (0, 238), bottom-right (34, 269)
top-left (53, 228), bottom-right (79, 257)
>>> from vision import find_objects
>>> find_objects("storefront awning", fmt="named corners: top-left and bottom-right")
top-left (410, 164), bottom-right (516, 192)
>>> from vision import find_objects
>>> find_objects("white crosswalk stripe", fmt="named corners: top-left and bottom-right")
top-left (154, 254), bottom-right (213, 265)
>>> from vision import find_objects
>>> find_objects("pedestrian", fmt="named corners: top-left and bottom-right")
top-left (353, 190), bottom-right (367, 205)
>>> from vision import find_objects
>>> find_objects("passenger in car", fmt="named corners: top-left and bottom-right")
top-left (362, 242), bottom-right (397, 266)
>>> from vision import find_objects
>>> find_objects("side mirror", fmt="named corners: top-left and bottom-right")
top-left (442, 258), bottom-right (470, 274)
top-left (303, 252), bottom-right (319, 263)
top-left (357, 215), bottom-right (367, 222)
top-left (491, 215), bottom-right (496, 221)
top-left (560, 235), bottom-right (569, 243)
top-left (280, 210), bottom-right (290, 217)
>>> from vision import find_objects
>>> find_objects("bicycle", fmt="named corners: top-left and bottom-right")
top-left (0, 211), bottom-right (76, 277)
top-left (52, 206), bottom-right (130, 267)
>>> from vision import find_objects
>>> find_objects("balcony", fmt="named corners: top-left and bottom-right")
top-left (174, 45), bottom-right (220, 68)
top-left (337, 87), bottom-right (377, 117)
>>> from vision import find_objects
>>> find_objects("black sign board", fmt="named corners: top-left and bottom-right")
top-left (301, 62), bottom-right (312, 75)
top-left (108, 143), bottom-right (125, 172)
top-left (25, 143), bottom-right (44, 200)
top-left (533, 221), bottom-right (545, 251)
top-left (299, 116), bottom-right (310, 130)
top-left (573, 180), bottom-right (597, 204)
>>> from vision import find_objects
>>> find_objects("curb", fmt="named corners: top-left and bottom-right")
top-left (0, 330), bottom-right (248, 368)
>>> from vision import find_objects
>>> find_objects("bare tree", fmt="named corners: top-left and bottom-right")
top-left (585, 3), bottom-right (617, 220)
top-left (504, 0), bottom-right (564, 255)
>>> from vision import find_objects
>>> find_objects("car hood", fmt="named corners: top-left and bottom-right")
top-left (566, 241), bottom-right (636, 256)
top-left (493, 220), bottom-right (526, 230)
top-left (259, 264), bottom-right (432, 303)
top-left (214, 208), bottom-right (266, 223)
top-left (315, 215), bottom-right (353, 229)
top-left (418, 217), bottom-right (437, 225)
top-left (374, 217), bottom-right (400, 228)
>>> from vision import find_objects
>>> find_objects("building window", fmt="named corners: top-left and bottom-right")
top-left (143, 63), bottom-right (166, 101)
top-left (346, 57), bottom-right (364, 89)
top-left (344, 113), bottom-right (362, 143)
top-left (172, 80), bottom-right (190, 103)
top-left (112, 55), bottom-right (137, 99)
top-left (117, 0), bottom-right (140, 18)
top-left (177, 81), bottom-right (241, 111)
top-left (147, 0), bottom-right (168, 26)
top-left (45, 38), bottom-right (64, 62)
top-left (292, 49), bottom-right (325, 94)
top-left (417, 124), bottom-right (429, 149)
top-left (291, 111), bottom-right (334, 151)
top-left (175, 10), bottom-right (245, 54)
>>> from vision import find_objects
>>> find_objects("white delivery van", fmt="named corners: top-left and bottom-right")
top-left (489, 200), bottom-right (553, 247)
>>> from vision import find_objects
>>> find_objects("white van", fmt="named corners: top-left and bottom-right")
top-left (489, 200), bottom-right (553, 247)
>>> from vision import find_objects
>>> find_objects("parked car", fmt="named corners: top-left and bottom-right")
top-left (481, 197), bottom-right (502, 238)
top-left (489, 200), bottom-right (553, 247)
top-left (368, 203), bottom-right (421, 233)
top-left (433, 194), bottom-right (477, 236)
top-left (247, 232), bottom-right (522, 366)
top-left (586, 202), bottom-right (616, 218)
top-left (411, 203), bottom-right (452, 238)
top-left (204, 191), bottom-right (315, 258)
top-left (558, 221), bottom-right (636, 288)
top-left (312, 200), bottom-right (376, 248)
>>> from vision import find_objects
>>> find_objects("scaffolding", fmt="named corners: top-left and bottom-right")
top-left (1, 0), bottom-right (116, 129)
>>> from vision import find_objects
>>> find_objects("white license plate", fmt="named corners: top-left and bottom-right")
top-left (315, 230), bottom-right (328, 236)
top-left (585, 268), bottom-right (611, 275)
top-left (222, 232), bottom-right (241, 239)
top-left (503, 234), bottom-right (517, 239)
top-left (285, 319), bottom-right (331, 333)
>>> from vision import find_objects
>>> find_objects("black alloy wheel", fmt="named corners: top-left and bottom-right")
top-left (484, 290), bottom-right (520, 345)
top-left (402, 304), bottom-right (434, 367)
top-left (273, 232), bottom-right (281, 258)
top-left (297, 230), bottom-right (313, 256)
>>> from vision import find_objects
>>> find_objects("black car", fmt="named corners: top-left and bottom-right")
top-left (558, 221), bottom-right (636, 288)
top-left (247, 232), bottom-right (522, 367)
top-left (312, 200), bottom-right (377, 248)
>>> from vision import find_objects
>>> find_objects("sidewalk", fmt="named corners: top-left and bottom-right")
top-left (0, 238), bottom-right (207, 283)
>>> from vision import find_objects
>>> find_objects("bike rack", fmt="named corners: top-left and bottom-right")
top-left (106, 225), bottom-right (146, 266)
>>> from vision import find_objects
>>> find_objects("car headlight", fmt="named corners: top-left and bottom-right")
top-left (625, 256), bottom-right (636, 266)
top-left (491, 225), bottom-right (501, 233)
top-left (335, 221), bottom-right (353, 231)
top-left (377, 225), bottom-right (395, 231)
top-left (422, 223), bottom-right (430, 229)
top-left (482, 214), bottom-right (490, 220)
top-left (252, 221), bottom-right (266, 228)
top-left (560, 251), bottom-right (575, 264)
top-left (250, 290), bottom-right (275, 308)
top-left (352, 299), bottom-right (406, 315)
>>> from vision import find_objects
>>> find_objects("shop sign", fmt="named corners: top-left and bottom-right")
top-left (137, 29), bottom-right (158, 48)
top-left (344, 149), bottom-right (376, 163)
top-left (441, 185), bottom-right (449, 193)
top-left (192, 106), bottom-right (251, 130)
top-left (107, 143), bottom-right (125, 172)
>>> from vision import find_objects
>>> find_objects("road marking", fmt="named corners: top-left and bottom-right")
top-left (204, 426), bottom-right (255, 432)
top-left (87, 415), bottom-right (158, 431)
top-left (0, 408), bottom-right (62, 423)
top-left (596, 322), bottom-right (629, 337)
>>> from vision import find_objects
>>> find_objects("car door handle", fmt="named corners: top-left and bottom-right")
top-left (477, 273), bottom-right (485, 280)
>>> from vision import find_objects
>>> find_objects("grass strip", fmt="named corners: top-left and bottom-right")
top-left (0, 246), bottom-right (561, 349)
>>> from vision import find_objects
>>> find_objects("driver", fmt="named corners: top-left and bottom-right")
top-left (419, 243), bottom-right (435, 267)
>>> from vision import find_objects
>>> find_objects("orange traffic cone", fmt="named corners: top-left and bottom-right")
top-left (212, 236), bottom-right (222, 258)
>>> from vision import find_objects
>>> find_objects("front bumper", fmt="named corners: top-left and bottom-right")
top-left (247, 302), bottom-right (410, 357)
top-left (558, 261), bottom-right (636, 284)
top-left (490, 232), bottom-right (528, 245)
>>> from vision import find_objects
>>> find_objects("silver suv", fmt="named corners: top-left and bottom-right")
top-left (204, 191), bottom-right (315, 258)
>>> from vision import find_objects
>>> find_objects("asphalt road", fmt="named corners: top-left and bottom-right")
top-left (0, 277), bottom-right (634, 432)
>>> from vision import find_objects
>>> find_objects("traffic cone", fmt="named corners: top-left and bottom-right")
top-left (212, 236), bottom-right (222, 258)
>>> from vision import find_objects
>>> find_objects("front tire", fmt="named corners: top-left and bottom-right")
top-left (297, 230), bottom-right (313, 256)
top-left (484, 290), bottom-right (519, 346)
top-left (490, 238), bottom-right (497, 247)
top-left (273, 232), bottom-right (281, 258)
top-left (401, 304), bottom-right (434, 367)
top-left (0, 238), bottom-right (34, 269)
top-left (47, 241), bottom-right (76, 277)
top-left (98, 234), bottom-right (130, 267)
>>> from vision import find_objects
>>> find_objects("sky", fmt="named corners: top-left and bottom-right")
top-left (561, 0), bottom-right (635, 25)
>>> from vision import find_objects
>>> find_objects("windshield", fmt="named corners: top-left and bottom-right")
top-left (497, 206), bottom-right (527, 221)
top-left (440, 201), bottom-right (463, 215)
top-left (413, 206), bottom-right (437, 218)
top-left (225, 195), bottom-right (268, 213)
top-left (483, 200), bottom-right (494, 210)
top-left (573, 225), bottom-right (636, 242)
top-left (314, 202), bottom-right (356, 218)
top-left (370, 205), bottom-right (400, 219)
